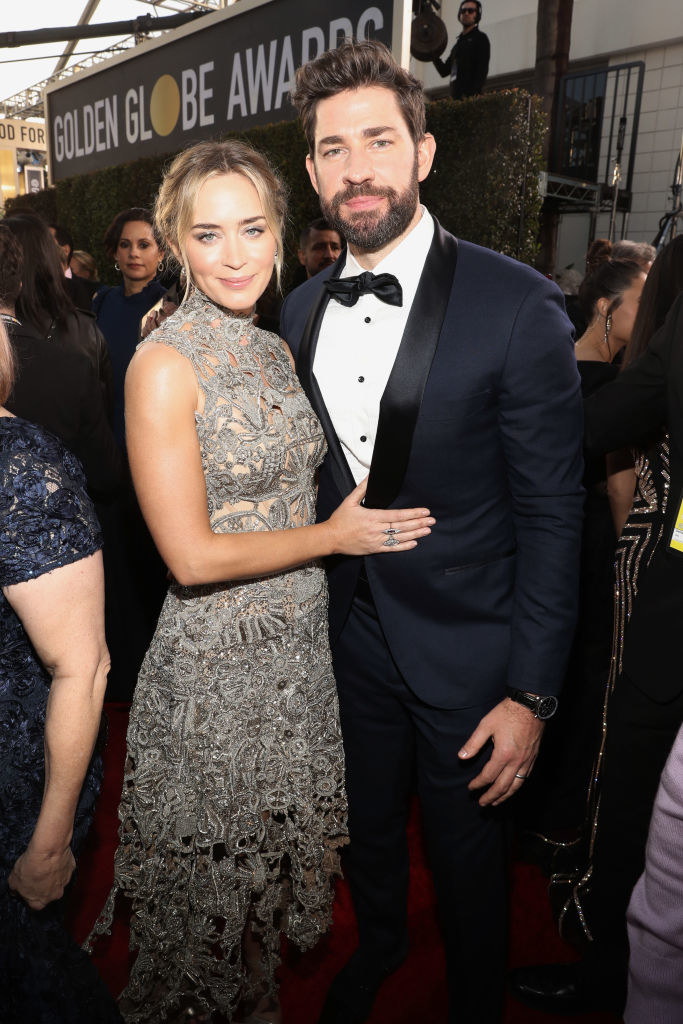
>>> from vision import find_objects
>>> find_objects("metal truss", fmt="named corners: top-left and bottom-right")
top-left (539, 172), bottom-right (601, 207)
top-left (0, 0), bottom-right (231, 120)
top-left (135, 0), bottom-right (228, 10)
top-left (0, 37), bottom-right (139, 119)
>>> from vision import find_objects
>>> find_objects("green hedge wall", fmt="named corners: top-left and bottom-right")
top-left (423, 91), bottom-right (545, 265)
top-left (6, 89), bottom-right (545, 288)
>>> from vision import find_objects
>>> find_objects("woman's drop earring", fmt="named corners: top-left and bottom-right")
top-left (603, 312), bottom-right (612, 346)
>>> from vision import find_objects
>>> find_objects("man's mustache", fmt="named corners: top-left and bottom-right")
top-left (332, 184), bottom-right (397, 208)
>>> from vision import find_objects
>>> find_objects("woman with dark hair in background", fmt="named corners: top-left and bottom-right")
top-left (0, 318), bottom-right (122, 1023)
top-left (571, 254), bottom-right (646, 753)
top-left (607, 236), bottom-right (683, 534)
top-left (93, 209), bottom-right (169, 700)
top-left (586, 237), bottom-right (655, 276)
top-left (512, 237), bottom-right (683, 1017)
top-left (575, 255), bottom-right (646, 368)
top-left (1, 214), bottom-right (120, 497)
top-left (565, 238), bottom-right (654, 338)
top-left (519, 256), bottom-right (646, 839)
top-left (94, 208), bottom-right (167, 448)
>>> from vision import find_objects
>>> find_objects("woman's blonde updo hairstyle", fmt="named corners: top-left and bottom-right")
top-left (154, 139), bottom-right (287, 296)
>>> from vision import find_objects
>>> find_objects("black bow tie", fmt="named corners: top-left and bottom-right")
top-left (325, 271), bottom-right (403, 308)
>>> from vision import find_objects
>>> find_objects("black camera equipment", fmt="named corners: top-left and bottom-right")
top-left (411, 0), bottom-right (448, 61)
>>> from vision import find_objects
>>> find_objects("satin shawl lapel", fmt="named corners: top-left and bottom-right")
top-left (364, 224), bottom-right (459, 509)
top-left (295, 257), bottom-right (356, 499)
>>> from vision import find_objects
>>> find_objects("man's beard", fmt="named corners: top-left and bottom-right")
top-left (319, 164), bottom-right (419, 254)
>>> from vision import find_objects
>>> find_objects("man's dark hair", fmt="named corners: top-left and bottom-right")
top-left (103, 207), bottom-right (161, 256)
top-left (0, 224), bottom-right (24, 309)
top-left (49, 222), bottom-right (74, 260)
top-left (3, 213), bottom-right (75, 329)
top-left (291, 39), bottom-right (427, 154)
top-left (299, 217), bottom-right (341, 250)
top-left (459, 1), bottom-right (482, 24)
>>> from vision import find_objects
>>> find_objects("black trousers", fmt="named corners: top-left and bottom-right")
top-left (332, 589), bottom-right (507, 1024)
top-left (583, 672), bottom-right (683, 999)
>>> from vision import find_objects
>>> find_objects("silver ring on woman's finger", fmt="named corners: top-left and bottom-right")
top-left (383, 527), bottom-right (399, 536)
top-left (383, 536), bottom-right (400, 547)
top-left (515, 773), bottom-right (527, 780)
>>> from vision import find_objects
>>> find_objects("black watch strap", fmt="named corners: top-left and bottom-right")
top-left (505, 687), bottom-right (558, 720)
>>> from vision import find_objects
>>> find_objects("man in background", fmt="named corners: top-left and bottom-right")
top-left (298, 217), bottom-right (344, 279)
top-left (433, 1), bottom-right (490, 100)
top-left (49, 223), bottom-right (96, 310)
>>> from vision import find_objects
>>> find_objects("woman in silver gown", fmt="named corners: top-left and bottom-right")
top-left (87, 140), bottom-right (433, 1024)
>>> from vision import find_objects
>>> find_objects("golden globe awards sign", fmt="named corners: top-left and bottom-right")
top-left (45, 0), bottom-right (398, 182)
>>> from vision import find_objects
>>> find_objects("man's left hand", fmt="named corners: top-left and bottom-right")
top-left (459, 697), bottom-right (544, 806)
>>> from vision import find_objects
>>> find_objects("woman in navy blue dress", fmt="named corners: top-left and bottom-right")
top-left (0, 322), bottom-right (121, 1023)
top-left (93, 208), bottom-right (168, 701)
top-left (93, 207), bottom-right (167, 449)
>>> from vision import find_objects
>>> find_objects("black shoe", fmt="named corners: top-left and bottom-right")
top-left (508, 961), bottom-right (619, 1015)
top-left (317, 950), bottom-right (405, 1024)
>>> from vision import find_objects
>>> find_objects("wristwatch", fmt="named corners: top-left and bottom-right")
top-left (505, 687), bottom-right (558, 720)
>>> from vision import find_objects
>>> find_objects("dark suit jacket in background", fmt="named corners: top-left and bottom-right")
top-left (64, 272), bottom-right (98, 313)
top-left (280, 221), bottom-right (584, 710)
top-left (585, 293), bottom-right (683, 701)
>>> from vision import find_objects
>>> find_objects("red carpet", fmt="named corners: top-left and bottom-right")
top-left (68, 705), bottom-right (623, 1024)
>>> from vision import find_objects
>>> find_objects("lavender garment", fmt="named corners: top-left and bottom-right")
top-left (625, 722), bottom-right (683, 1024)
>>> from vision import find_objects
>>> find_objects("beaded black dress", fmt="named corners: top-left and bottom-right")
top-left (87, 292), bottom-right (348, 1022)
top-left (0, 416), bottom-right (122, 1024)
top-left (555, 435), bottom-right (670, 937)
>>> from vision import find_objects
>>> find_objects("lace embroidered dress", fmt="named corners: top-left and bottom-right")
top-left (87, 291), bottom-right (347, 1022)
top-left (0, 416), bottom-right (122, 1024)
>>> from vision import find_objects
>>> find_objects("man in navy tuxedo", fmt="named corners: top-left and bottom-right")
top-left (280, 40), bottom-right (584, 1024)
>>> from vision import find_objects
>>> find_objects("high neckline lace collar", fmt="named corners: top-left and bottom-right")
top-left (184, 287), bottom-right (254, 323)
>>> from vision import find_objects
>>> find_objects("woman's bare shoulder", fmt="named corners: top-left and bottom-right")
top-left (127, 334), bottom-right (198, 405)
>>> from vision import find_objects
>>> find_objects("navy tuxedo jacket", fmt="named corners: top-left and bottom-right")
top-left (280, 221), bottom-right (584, 709)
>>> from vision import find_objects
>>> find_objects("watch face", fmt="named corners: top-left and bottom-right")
top-left (536, 695), bottom-right (558, 720)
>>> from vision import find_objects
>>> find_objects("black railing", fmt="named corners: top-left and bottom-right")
top-left (553, 61), bottom-right (644, 201)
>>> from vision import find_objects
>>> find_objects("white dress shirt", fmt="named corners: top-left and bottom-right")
top-left (313, 207), bottom-right (434, 484)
